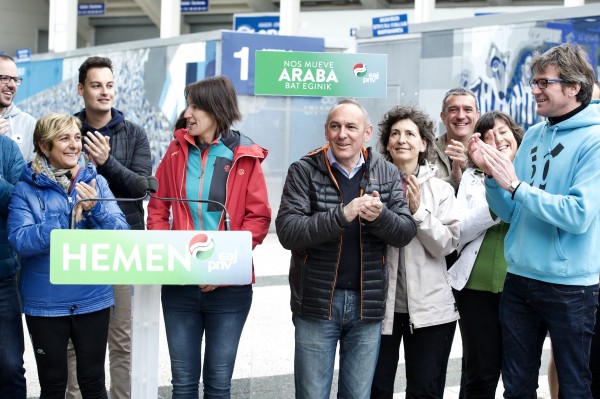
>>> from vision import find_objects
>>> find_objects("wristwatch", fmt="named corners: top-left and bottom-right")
top-left (509, 180), bottom-right (522, 199)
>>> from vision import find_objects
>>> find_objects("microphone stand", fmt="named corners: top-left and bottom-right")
top-left (144, 175), bottom-right (231, 231)
top-left (147, 193), bottom-right (231, 231)
top-left (71, 176), bottom-right (232, 231)
top-left (69, 196), bottom-right (148, 229)
top-left (70, 175), bottom-right (150, 229)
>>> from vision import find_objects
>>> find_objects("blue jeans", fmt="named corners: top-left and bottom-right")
top-left (0, 275), bottom-right (26, 399)
top-left (161, 284), bottom-right (252, 399)
top-left (500, 273), bottom-right (598, 399)
top-left (293, 289), bottom-right (382, 399)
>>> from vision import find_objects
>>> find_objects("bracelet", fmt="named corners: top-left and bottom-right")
top-left (510, 182), bottom-right (523, 200)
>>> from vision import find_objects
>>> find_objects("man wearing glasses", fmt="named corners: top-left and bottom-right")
top-left (0, 55), bottom-right (35, 162)
top-left (469, 43), bottom-right (600, 398)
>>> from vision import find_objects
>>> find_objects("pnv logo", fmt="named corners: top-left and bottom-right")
top-left (353, 63), bottom-right (367, 77)
top-left (189, 234), bottom-right (216, 260)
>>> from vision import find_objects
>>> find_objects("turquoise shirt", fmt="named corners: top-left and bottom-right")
top-left (185, 137), bottom-right (234, 230)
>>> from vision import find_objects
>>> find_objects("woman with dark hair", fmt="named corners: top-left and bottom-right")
top-left (371, 105), bottom-right (461, 399)
top-left (7, 112), bottom-right (129, 398)
top-left (449, 110), bottom-right (523, 398)
top-left (147, 75), bottom-right (271, 398)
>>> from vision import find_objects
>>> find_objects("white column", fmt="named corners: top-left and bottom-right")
top-left (161, 0), bottom-right (182, 38)
top-left (564, 0), bottom-right (584, 6)
top-left (130, 285), bottom-right (162, 399)
top-left (280, 0), bottom-right (300, 36)
top-left (414, 0), bottom-right (435, 24)
top-left (49, 0), bottom-right (77, 52)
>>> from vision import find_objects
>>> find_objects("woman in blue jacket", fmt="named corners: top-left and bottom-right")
top-left (8, 113), bottom-right (129, 399)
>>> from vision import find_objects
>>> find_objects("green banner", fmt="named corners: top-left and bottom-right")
top-left (50, 230), bottom-right (252, 285)
top-left (254, 51), bottom-right (387, 98)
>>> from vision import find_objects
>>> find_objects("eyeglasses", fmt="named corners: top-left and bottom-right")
top-left (0, 75), bottom-right (23, 86)
top-left (529, 78), bottom-right (563, 89)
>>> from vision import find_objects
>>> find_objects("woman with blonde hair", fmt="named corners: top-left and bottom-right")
top-left (8, 113), bottom-right (128, 399)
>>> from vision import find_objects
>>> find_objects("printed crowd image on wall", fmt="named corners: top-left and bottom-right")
top-left (456, 15), bottom-right (600, 131)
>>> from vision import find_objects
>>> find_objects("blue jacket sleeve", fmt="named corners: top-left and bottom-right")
top-left (484, 177), bottom-right (515, 223)
top-left (8, 183), bottom-right (68, 257)
top-left (0, 139), bottom-right (25, 217)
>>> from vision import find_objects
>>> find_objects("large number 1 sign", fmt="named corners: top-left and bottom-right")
top-left (221, 31), bottom-right (324, 95)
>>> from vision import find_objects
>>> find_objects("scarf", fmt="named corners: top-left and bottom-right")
top-left (31, 154), bottom-right (74, 194)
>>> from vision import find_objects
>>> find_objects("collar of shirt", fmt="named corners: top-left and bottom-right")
top-left (326, 147), bottom-right (365, 179)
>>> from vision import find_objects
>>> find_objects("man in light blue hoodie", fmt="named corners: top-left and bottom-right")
top-left (469, 43), bottom-right (600, 399)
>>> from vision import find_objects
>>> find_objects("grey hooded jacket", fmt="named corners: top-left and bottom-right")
top-left (1, 103), bottom-right (36, 162)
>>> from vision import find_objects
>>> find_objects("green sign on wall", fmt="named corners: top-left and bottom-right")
top-left (254, 51), bottom-right (387, 98)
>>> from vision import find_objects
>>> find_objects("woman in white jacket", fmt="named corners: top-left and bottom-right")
top-left (371, 105), bottom-right (461, 399)
top-left (448, 111), bottom-right (523, 398)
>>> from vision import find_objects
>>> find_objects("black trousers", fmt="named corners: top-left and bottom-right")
top-left (26, 308), bottom-right (110, 399)
top-left (371, 312), bottom-right (456, 399)
top-left (454, 288), bottom-right (502, 399)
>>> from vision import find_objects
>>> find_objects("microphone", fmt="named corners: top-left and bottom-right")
top-left (146, 176), bottom-right (231, 231)
top-left (69, 176), bottom-right (150, 229)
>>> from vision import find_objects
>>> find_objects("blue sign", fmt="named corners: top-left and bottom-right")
top-left (15, 48), bottom-right (31, 63)
top-left (372, 14), bottom-right (408, 37)
top-left (78, 3), bottom-right (105, 16)
top-left (221, 31), bottom-right (324, 95)
top-left (181, 0), bottom-right (208, 12)
top-left (234, 15), bottom-right (280, 34)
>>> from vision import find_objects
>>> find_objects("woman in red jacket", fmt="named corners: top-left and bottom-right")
top-left (147, 75), bottom-right (271, 398)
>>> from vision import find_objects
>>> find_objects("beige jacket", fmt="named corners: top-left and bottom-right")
top-left (382, 163), bottom-right (461, 334)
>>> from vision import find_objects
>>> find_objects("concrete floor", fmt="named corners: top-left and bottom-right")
top-left (24, 233), bottom-right (553, 398)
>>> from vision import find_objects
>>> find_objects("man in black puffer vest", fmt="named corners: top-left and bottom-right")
top-left (276, 98), bottom-right (416, 399)
top-left (66, 56), bottom-right (152, 399)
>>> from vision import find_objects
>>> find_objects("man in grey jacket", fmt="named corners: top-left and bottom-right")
top-left (432, 87), bottom-right (480, 191)
top-left (66, 56), bottom-right (152, 399)
top-left (0, 54), bottom-right (36, 162)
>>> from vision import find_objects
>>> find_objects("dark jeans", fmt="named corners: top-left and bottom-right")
top-left (589, 292), bottom-right (600, 398)
top-left (455, 288), bottom-right (502, 399)
top-left (0, 275), bottom-right (26, 399)
top-left (161, 284), bottom-right (252, 399)
top-left (26, 308), bottom-right (110, 399)
top-left (500, 273), bottom-right (598, 399)
top-left (371, 312), bottom-right (456, 399)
